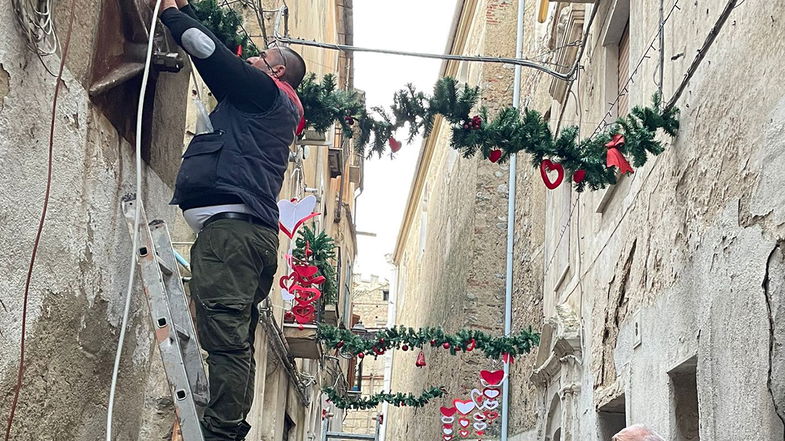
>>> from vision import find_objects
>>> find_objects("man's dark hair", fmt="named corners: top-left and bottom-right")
top-left (279, 47), bottom-right (307, 89)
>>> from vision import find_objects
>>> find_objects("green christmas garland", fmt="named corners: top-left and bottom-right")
top-left (297, 74), bottom-right (679, 192)
top-left (324, 386), bottom-right (446, 410)
top-left (191, 0), bottom-right (261, 58)
top-left (293, 225), bottom-right (339, 305)
top-left (189, 2), bottom-right (680, 192)
top-left (317, 324), bottom-right (539, 360)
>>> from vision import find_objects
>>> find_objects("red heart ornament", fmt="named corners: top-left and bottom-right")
top-left (484, 410), bottom-right (499, 421)
top-left (458, 418), bottom-right (470, 428)
top-left (573, 169), bottom-right (586, 183)
top-left (488, 150), bottom-right (502, 163)
top-left (480, 370), bottom-right (505, 387)
top-left (291, 303), bottom-right (315, 323)
top-left (539, 159), bottom-right (564, 190)
top-left (293, 264), bottom-right (319, 279)
top-left (290, 285), bottom-right (321, 305)
top-left (389, 136), bottom-right (402, 153)
top-left (279, 273), bottom-right (296, 290)
top-left (476, 431), bottom-right (486, 436)
top-left (459, 430), bottom-right (470, 438)
top-left (453, 400), bottom-right (475, 415)
top-left (440, 406), bottom-right (457, 417)
top-left (443, 424), bottom-right (453, 429)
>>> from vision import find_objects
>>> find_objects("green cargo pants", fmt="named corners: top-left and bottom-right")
top-left (189, 218), bottom-right (279, 441)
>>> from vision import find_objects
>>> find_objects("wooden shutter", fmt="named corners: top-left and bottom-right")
top-left (617, 22), bottom-right (630, 116)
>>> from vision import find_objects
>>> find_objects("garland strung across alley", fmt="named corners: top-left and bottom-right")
top-left (317, 324), bottom-right (539, 360)
top-left (323, 386), bottom-right (447, 410)
top-left (298, 74), bottom-right (680, 192)
top-left (198, 0), bottom-right (680, 192)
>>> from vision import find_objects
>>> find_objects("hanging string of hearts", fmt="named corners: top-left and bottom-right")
top-left (323, 385), bottom-right (447, 410)
top-left (317, 324), bottom-right (539, 361)
top-left (297, 73), bottom-right (679, 192)
top-left (440, 369), bottom-right (506, 440)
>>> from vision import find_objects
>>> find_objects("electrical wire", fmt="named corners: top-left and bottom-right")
top-left (11, 0), bottom-right (60, 55)
top-left (4, 0), bottom-right (77, 439)
top-left (543, 0), bottom-right (738, 283)
top-left (586, 0), bottom-right (681, 137)
top-left (105, 1), bottom-right (162, 440)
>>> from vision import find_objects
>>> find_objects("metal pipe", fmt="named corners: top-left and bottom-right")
top-left (501, 1), bottom-right (525, 441)
top-left (658, 0), bottom-right (665, 99)
top-left (272, 36), bottom-right (575, 81)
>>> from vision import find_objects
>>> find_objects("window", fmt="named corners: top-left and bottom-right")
top-left (343, 261), bottom-right (353, 321)
top-left (669, 357), bottom-right (699, 441)
top-left (598, 395), bottom-right (626, 441)
top-left (617, 22), bottom-right (630, 117)
top-left (545, 184), bottom-right (573, 309)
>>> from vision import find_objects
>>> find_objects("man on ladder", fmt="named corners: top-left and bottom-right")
top-left (153, 1), bottom-right (307, 439)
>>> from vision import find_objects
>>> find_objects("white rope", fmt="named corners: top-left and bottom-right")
top-left (105, 1), bottom-right (161, 439)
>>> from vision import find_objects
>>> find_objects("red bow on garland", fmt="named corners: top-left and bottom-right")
top-left (605, 134), bottom-right (634, 174)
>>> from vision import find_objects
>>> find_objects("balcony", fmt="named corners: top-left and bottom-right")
top-left (283, 323), bottom-right (322, 359)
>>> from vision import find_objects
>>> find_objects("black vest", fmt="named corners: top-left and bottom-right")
top-left (171, 89), bottom-right (299, 230)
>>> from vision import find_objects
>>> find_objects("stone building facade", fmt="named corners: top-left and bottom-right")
top-left (343, 274), bottom-right (390, 436)
top-left (0, 0), bottom-right (359, 440)
top-left (526, 1), bottom-right (785, 440)
top-left (389, 1), bottom-right (785, 441)
top-left (387, 1), bottom-right (525, 440)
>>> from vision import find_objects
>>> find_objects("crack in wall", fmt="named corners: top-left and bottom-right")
top-left (596, 239), bottom-right (637, 389)
top-left (762, 240), bottom-right (785, 431)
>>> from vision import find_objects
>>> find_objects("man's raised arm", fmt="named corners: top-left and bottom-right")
top-left (155, 0), bottom-right (279, 112)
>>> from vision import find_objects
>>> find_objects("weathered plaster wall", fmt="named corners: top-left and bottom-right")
top-left (530, 1), bottom-right (785, 440)
top-left (0, 4), bottom-right (189, 439)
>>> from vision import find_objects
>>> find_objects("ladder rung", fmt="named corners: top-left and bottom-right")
top-left (175, 324), bottom-right (192, 341)
top-left (157, 255), bottom-right (174, 275)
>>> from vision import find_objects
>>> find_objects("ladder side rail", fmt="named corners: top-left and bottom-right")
top-left (122, 198), bottom-right (205, 441)
top-left (149, 221), bottom-right (209, 408)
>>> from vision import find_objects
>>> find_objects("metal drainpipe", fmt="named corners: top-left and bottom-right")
top-left (501, 1), bottom-right (525, 441)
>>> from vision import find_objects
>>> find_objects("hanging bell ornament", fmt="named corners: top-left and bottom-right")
top-left (415, 351), bottom-right (427, 367)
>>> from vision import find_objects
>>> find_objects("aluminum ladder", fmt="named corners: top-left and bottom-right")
top-left (122, 194), bottom-right (208, 441)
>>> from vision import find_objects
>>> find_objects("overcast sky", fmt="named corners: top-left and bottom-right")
top-left (352, 0), bottom-right (458, 280)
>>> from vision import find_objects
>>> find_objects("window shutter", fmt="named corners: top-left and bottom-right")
top-left (617, 22), bottom-right (630, 116)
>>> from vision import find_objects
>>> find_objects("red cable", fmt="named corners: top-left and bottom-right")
top-left (4, 1), bottom-right (77, 439)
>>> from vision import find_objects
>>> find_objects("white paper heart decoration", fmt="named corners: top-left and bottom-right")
top-left (473, 422), bottom-right (488, 432)
top-left (453, 400), bottom-right (475, 415)
top-left (281, 288), bottom-right (295, 301)
top-left (473, 412), bottom-right (486, 421)
top-left (483, 388), bottom-right (501, 399)
top-left (482, 399), bottom-right (499, 410)
top-left (469, 389), bottom-right (484, 408)
top-left (441, 416), bottom-right (455, 424)
top-left (443, 428), bottom-right (453, 435)
top-left (458, 419), bottom-right (470, 428)
top-left (278, 196), bottom-right (318, 238)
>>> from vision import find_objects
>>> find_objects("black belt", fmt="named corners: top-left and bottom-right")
top-left (203, 212), bottom-right (267, 229)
